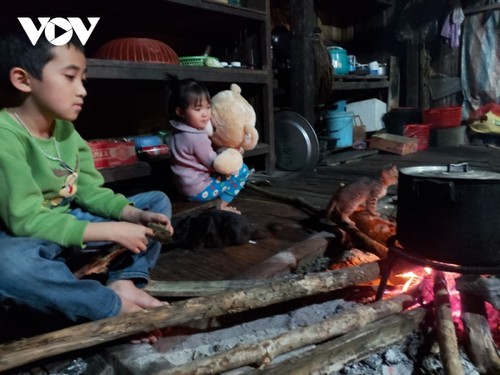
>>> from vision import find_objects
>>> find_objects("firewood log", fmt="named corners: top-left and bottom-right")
top-left (460, 290), bottom-right (500, 375)
top-left (434, 271), bottom-right (465, 375)
top-left (0, 262), bottom-right (381, 372)
top-left (154, 293), bottom-right (414, 375)
top-left (244, 308), bottom-right (427, 374)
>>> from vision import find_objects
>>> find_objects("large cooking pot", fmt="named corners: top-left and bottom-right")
top-left (397, 163), bottom-right (500, 267)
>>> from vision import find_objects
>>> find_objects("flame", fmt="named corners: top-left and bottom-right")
top-left (397, 267), bottom-right (433, 293)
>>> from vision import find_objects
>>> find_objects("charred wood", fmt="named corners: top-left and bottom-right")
top-left (460, 290), bottom-right (500, 375)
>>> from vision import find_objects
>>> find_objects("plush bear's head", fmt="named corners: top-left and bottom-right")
top-left (210, 84), bottom-right (259, 151)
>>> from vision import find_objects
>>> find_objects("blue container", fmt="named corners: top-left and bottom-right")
top-left (329, 100), bottom-right (346, 113)
top-left (327, 46), bottom-right (348, 75)
top-left (325, 110), bottom-right (354, 148)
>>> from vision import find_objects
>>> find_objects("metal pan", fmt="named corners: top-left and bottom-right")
top-left (274, 111), bottom-right (320, 171)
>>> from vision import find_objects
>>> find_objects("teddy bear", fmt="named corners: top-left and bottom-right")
top-left (209, 83), bottom-right (259, 175)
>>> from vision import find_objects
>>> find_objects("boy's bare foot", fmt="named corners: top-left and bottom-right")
top-left (108, 279), bottom-right (169, 344)
top-left (109, 279), bottom-right (166, 309)
top-left (218, 200), bottom-right (241, 214)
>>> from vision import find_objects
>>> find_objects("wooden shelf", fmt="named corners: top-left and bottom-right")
top-left (243, 142), bottom-right (270, 158)
top-left (86, 59), bottom-right (270, 83)
top-left (100, 162), bottom-right (152, 183)
top-left (179, 0), bottom-right (267, 17)
top-left (100, 142), bottom-right (269, 183)
top-left (5, 0), bottom-right (274, 173)
top-left (331, 75), bottom-right (391, 90)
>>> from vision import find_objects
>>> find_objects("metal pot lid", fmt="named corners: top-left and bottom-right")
top-left (274, 111), bottom-right (320, 171)
top-left (400, 163), bottom-right (500, 180)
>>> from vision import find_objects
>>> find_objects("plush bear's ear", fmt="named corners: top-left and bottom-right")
top-left (242, 125), bottom-right (259, 150)
top-left (230, 83), bottom-right (241, 94)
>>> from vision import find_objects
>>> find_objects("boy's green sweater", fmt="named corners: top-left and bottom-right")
top-left (0, 109), bottom-right (131, 247)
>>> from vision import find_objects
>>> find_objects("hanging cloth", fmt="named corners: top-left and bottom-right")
top-left (441, 0), bottom-right (465, 48)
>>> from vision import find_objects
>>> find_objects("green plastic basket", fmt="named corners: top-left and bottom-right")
top-left (179, 55), bottom-right (221, 66)
top-left (179, 56), bottom-right (208, 66)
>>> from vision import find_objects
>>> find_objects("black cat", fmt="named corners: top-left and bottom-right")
top-left (171, 209), bottom-right (252, 250)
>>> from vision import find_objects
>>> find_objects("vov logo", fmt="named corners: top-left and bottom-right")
top-left (18, 17), bottom-right (100, 46)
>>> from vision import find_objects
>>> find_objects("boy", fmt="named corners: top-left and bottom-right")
top-left (0, 33), bottom-right (173, 343)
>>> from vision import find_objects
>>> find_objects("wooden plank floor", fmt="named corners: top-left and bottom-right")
top-left (152, 145), bottom-right (500, 282)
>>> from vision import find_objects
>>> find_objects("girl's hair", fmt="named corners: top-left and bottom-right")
top-left (165, 74), bottom-right (211, 121)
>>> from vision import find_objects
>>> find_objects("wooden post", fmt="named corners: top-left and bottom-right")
top-left (289, 0), bottom-right (316, 126)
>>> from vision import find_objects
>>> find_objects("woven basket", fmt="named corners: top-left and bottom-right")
top-left (423, 106), bottom-right (462, 129)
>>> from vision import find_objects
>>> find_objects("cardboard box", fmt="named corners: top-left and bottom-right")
top-left (88, 140), bottom-right (138, 169)
top-left (346, 98), bottom-right (387, 132)
top-left (368, 133), bottom-right (419, 155)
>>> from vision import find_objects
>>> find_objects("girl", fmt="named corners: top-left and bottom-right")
top-left (166, 76), bottom-right (249, 214)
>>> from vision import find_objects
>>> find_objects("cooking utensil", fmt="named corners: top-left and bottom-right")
top-left (397, 162), bottom-right (500, 266)
top-left (274, 111), bottom-right (320, 171)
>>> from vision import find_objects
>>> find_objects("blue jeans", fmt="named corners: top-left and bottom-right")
top-left (0, 191), bottom-right (171, 322)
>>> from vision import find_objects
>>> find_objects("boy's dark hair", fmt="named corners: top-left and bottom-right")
top-left (0, 32), bottom-right (85, 102)
top-left (164, 74), bottom-right (211, 121)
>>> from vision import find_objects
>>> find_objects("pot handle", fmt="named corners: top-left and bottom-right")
top-left (448, 162), bottom-right (469, 173)
top-left (412, 179), bottom-right (457, 202)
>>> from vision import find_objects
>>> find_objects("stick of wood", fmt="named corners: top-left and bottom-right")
top-left (434, 271), bottom-right (465, 375)
top-left (337, 225), bottom-right (388, 259)
top-left (460, 290), bottom-right (500, 374)
top-left (244, 307), bottom-right (427, 374)
top-left (234, 232), bottom-right (333, 280)
top-left (73, 222), bottom-right (172, 278)
top-left (144, 279), bottom-right (274, 297)
top-left (154, 293), bottom-right (414, 375)
top-left (0, 262), bottom-right (381, 372)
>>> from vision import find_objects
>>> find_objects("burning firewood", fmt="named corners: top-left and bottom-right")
top-left (434, 271), bottom-right (466, 375)
top-left (460, 290), bottom-right (500, 374)
top-left (350, 211), bottom-right (396, 246)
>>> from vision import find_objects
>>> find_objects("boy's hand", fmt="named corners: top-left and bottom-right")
top-left (139, 210), bottom-right (174, 237)
top-left (109, 222), bottom-right (155, 254)
top-left (121, 206), bottom-right (174, 236)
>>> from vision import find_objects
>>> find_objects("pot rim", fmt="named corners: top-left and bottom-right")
top-left (400, 163), bottom-right (500, 181)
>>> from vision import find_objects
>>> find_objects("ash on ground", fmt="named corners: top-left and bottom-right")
top-left (337, 335), bottom-right (480, 375)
